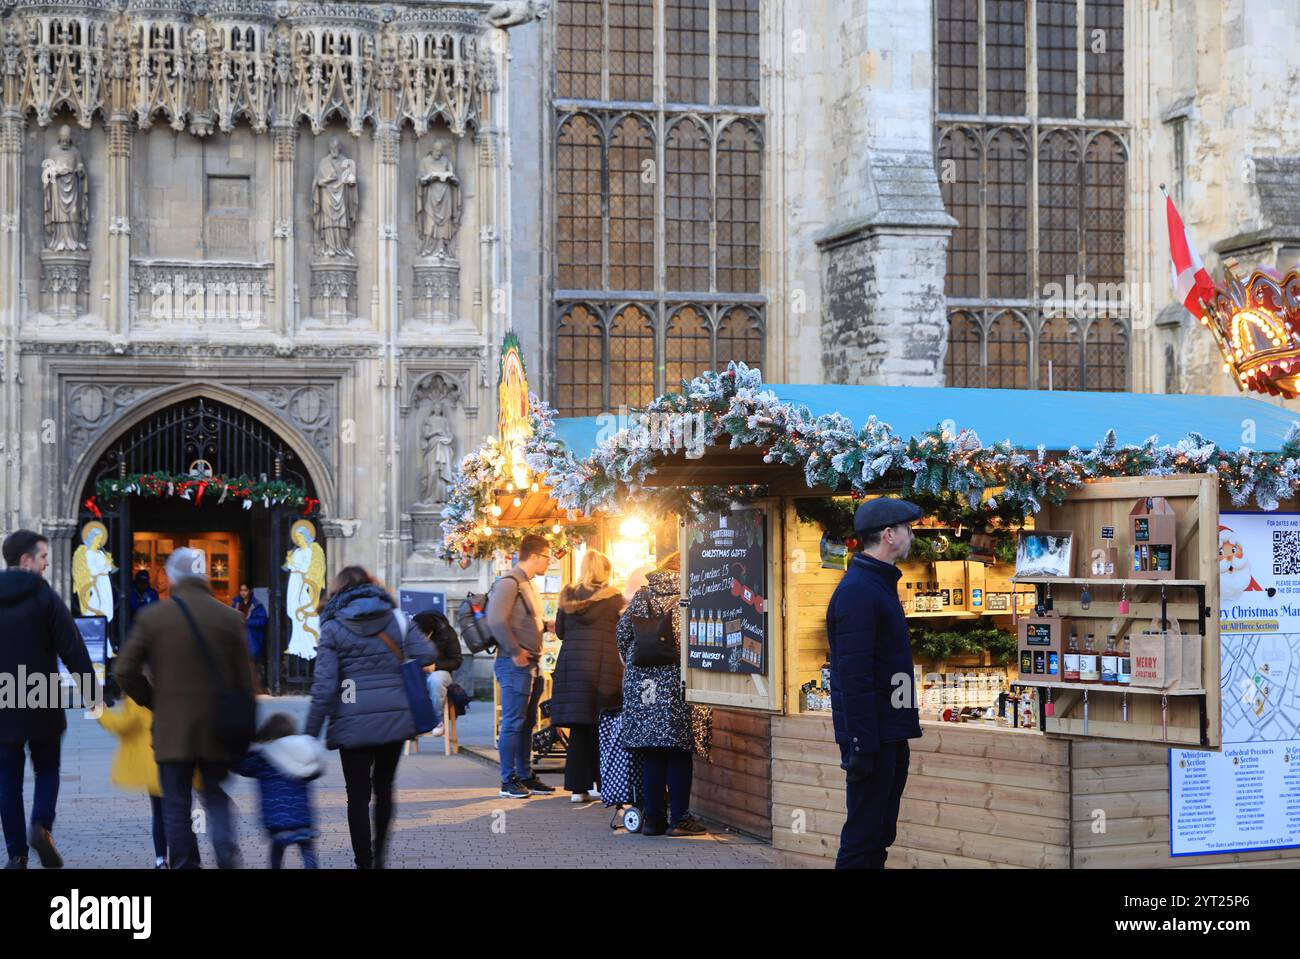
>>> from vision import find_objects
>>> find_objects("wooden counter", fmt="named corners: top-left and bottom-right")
top-left (766, 713), bottom-right (1300, 868)
top-left (771, 714), bottom-right (1071, 868)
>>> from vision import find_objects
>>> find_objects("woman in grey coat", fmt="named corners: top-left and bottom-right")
top-left (305, 566), bottom-right (435, 868)
top-left (615, 552), bottom-right (707, 836)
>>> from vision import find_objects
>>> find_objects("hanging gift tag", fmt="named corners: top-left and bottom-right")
top-left (1080, 585), bottom-right (1092, 610)
top-left (1044, 687), bottom-right (1054, 718)
top-left (1119, 584), bottom-right (1130, 615)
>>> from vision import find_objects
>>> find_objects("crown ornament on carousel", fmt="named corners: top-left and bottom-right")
top-left (1201, 257), bottom-right (1300, 398)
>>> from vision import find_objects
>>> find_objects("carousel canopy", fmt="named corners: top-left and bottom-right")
top-left (552, 384), bottom-right (1300, 458)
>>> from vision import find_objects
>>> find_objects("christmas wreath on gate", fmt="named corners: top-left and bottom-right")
top-left (89, 472), bottom-right (317, 516)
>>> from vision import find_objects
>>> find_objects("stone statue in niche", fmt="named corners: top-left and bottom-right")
top-left (416, 138), bottom-right (462, 258)
top-left (418, 401), bottom-right (456, 503)
top-left (41, 125), bottom-right (88, 252)
top-left (312, 135), bottom-right (358, 257)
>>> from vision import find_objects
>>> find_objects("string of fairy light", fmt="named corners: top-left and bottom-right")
top-left (439, 363), bottom-right (1300, 560)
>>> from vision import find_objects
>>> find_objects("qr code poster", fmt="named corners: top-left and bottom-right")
top-left (1218, 512), bottom-right (1294, 630)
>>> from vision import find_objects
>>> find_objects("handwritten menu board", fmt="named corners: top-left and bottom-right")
top-left (685, 508), bottom-right (768, 675)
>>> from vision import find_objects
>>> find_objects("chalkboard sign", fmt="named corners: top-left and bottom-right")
top-left (685, 508), bottom-right (768, 675)
top-left (399, 589), bottom-right (446, 617)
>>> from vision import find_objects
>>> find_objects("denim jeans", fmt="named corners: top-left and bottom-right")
top-left (158, 760), bottom-right (240, 869)
top-left (639, 747), bottom-right (693, 826)
top-left (0, 736), bottom-right (62, 859)
top-left (495, 655), bottom-right (543, 783)
top-left (425, 670), bottom-right (453, 722)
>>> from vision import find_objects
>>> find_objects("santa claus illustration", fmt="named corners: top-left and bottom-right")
top-left (1219, 524), bottom-right (1278, 602)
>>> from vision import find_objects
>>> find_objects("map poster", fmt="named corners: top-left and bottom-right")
top-left (685, 508), bottom-right (768, 675)
top-left (1170, 511), bottom-right (1300, 856)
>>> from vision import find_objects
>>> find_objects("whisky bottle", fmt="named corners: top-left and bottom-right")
top-left (1078, 634), bottom-right (1100, 684)
top-left (1118, 634), bottom-right (1132, 686)
top-left (1101, 635), bottom-right (1119, 685)
top-left (1063, 632), bottom-right (1081, 682)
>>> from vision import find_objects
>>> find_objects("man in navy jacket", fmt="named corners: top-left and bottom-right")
top-left (826, 497), bottom-right (924, 869)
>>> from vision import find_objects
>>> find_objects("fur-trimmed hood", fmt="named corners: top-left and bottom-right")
top-left (559, 584), bottom-right (624, 614)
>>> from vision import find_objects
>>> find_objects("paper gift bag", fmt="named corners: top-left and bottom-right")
top-left (1129, 616), bottom-right (1201, 690)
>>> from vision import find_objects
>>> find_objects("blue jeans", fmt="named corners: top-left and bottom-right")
top-left (0, 736), bottom-right (62, 859)
top-left (495, 656), bottom-right (543, 783)
top-left (425, 670), bottom-right (453, 722)
top-left (158, 760), bottom-right (240, 869)
top-left (640, 747), bottom-right (693, 826)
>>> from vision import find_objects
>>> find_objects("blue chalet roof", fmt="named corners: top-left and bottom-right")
top-left (551, 385), bottom-right (1299, 460)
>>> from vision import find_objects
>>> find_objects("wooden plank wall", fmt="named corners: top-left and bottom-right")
top-left (771, 715), bottom-right (1073, 867)
top-left (1071, 741), bottom-right (1300, 868)
top-left (692, 707), bottom-right (773, 840)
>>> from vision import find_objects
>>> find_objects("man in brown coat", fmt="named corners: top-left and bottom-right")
top-left (114, 548), bottom-right (254, 869)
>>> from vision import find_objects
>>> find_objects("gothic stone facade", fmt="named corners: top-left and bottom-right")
top-left (0, 0), bottom-right (536, 599)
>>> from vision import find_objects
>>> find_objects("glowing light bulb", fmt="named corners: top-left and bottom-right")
top-left (490, 504), bottom-right (503, 517)
top-left (513, 496), bottom-right (522, 507)
top-left (552, 524), bottom-right (562, 533)
top-left (619, 516), bottom-right (649, 539)
top-left (531, 482), bottom-right (540, 492)
top-left (506, 482), bottom-right (514, 493)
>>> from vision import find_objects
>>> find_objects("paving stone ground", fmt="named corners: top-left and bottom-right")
top-left (12, 698), bottom-right (779, 870)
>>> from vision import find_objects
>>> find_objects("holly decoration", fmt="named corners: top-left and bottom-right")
top-left (94, 472), bottom-right (315, 510)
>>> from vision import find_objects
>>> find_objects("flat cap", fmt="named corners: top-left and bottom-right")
top-left (854, 497), bottom-right (925, 537)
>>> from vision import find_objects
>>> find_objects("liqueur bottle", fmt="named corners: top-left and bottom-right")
top-left (1078, 634), bottom-right (1100, 684)
top-left (1101, 635), bottom-right (1119, 685)
top-left (1118, 635), bottom-right (1132, 686)
top-left (1063, 632), bottom-right (1081, 682)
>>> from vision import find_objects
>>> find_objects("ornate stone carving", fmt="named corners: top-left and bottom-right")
top-left (0, 214), bottom-right (17, 233)
top-left (107, 216), bottom-right (131, 235)
top-left (309, 258), bottom-right (357, 322)
top-left (39, 251), bottom-right (91, 318)
top-left (65, 382), bottom-right (162, 467)
top-left (311, 135), bottom-right (358, 257)
top-left (129, 259), bottom-right (273, 328)
top-left (273, 218), bottom-right (293, 238)
top-left (245, 382), bottom-right (336, 464)
top-left (41, 125), bottom-right (88, 252)
top-left (6, 4), bottom-right (490, 136)
top-left (485, 1), bottom-right (549, 29)
top-left (19, 339), bottom-right (382, 358)
top-left (416, 136), bottom-right (460, 258)
top-left (410, 258), bottom-right (459, 326)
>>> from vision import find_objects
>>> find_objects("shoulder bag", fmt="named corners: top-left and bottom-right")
top-left (377, 627), bottom-right (438, 734)
top-left (173, 596), bottom-right (257, 754)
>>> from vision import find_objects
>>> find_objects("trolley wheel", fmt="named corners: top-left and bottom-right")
top-left (622, 806), bottom-right (643, 833)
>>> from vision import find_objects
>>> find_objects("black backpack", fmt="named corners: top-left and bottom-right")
top-left (455, 592), bottom-right (497, 654)
top-left (630, 612), bottom-right (678, 668)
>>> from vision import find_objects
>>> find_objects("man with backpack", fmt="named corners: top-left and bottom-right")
top-left (0, 530), bottom-right (97, 869)
top-left (484, 535), bottom-right (556, 799)
top-left (114, 548), bottom-right (255, 869)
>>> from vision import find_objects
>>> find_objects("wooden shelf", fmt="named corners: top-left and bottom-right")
top-left (1011, 679), bottom-right (1205, 696)
top-left (906, 611), bottom-right (980, 619)
top-left (1013, 576), bottom-right (1206, 587)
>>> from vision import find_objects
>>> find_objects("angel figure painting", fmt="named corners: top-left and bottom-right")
top-left (283, 519), bottom-right (326, 660)
top-left (72, 521), bottom-right (116, 621)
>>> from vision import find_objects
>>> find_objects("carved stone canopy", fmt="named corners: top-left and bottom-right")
top-left (1, 1), bottom-right (498, 137)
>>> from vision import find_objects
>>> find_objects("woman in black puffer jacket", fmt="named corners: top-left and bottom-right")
top-left (551, 550), bottom-right (625, 802)
top-left (305, 566), bottom-right (434, 868)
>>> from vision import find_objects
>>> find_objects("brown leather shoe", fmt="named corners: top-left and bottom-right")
top-left (29, 824), bottom-right (63, 868)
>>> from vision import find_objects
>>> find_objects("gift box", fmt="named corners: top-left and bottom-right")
top-left (1130, 497), bottom-right (1176, 580)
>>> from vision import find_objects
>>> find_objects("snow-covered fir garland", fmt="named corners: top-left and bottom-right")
top-left (439, 362), bottom-right (1300, 560)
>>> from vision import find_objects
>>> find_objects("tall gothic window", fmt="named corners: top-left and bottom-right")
top-left (936, 0), bottom-right (1130, 392)
top-left (553, 0), bottom-right (766, 416)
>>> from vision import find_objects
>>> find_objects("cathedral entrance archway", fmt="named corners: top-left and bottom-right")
top-left (75, 395), bottom-right (325, 693)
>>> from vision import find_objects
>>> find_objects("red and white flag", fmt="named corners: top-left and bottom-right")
top-left (1164, 188), bottom-right (1215, 318)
